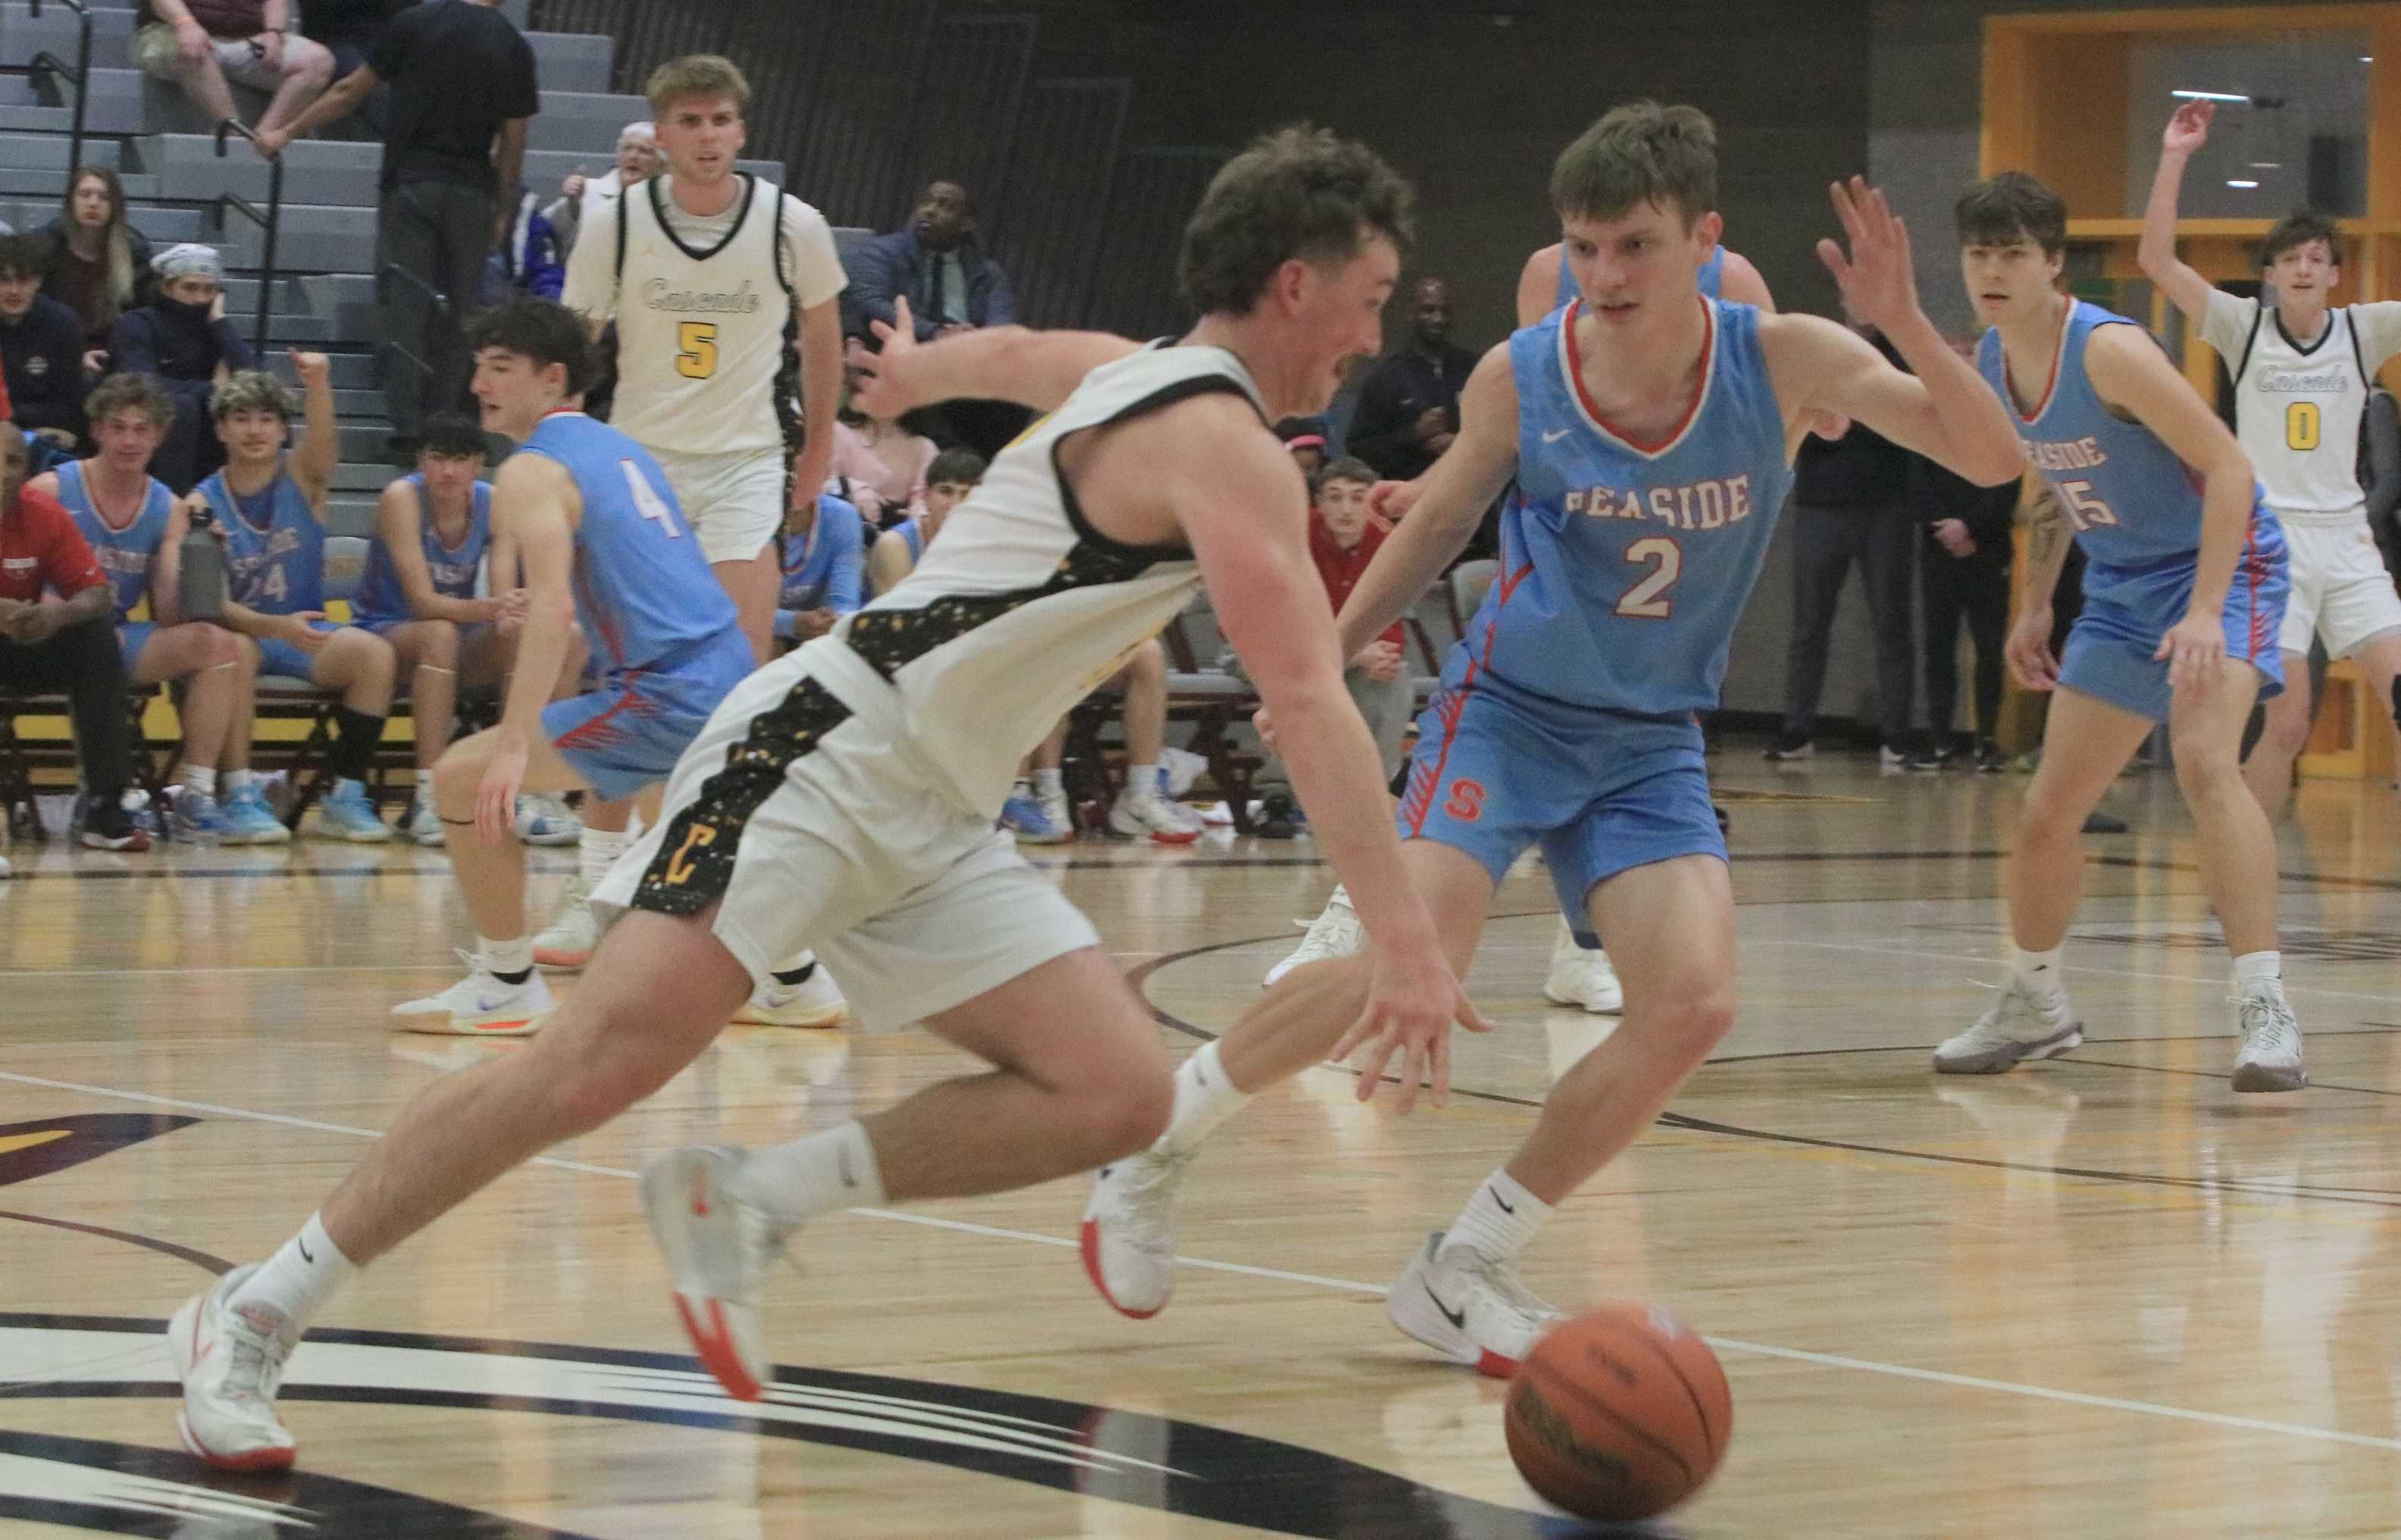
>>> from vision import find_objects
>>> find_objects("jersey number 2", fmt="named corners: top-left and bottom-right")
top-left (676, 321), bottom-right (718, 380)
top-left (2287, 401), bottom-right (2321, 452)
top-left (620, 461), bottom-right (682, 537)
top-left (1614, 537), bottom-right (1680, 619)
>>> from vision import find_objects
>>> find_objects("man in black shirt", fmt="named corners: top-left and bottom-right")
top-left (1770, 322), bottom-right (1919, 763)
top-left (0, 234), bottom-right (90, 451)
top-left (1345, 277), bottom-right (1478, 483)
top-left (252, 0), bottom-right (539, 459)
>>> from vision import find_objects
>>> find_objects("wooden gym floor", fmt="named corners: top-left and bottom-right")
top-left (5, 751), bottom-right (2400, 1538)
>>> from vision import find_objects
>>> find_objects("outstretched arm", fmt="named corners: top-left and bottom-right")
top-left (850, 297), bottom-right (1138, 416)
top-left (2138, 103), bottom-right (2224, 328)
top-left (1333, 345), bottom-right (1520, 658)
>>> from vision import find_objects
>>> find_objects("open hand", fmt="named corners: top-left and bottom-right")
top-left (2163, 100), bottom-right (2214, 156)
top-left (2004, 606), bottom-right (2057, 690)
top-left (2155, 611), bottom-right (2226, 694)
top-left (1326, 935), bottom-right (1492, 1113)
top-left (475, 739), bottom-right (527, 844)
top-left (1817, 177), bottom-right (1921, 338)
top-left (851, 296), bottom-right (924, 419)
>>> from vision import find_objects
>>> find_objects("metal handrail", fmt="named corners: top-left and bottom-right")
top-left (214, 117), bottom-right (284, 357)
top-left (24, 0), bottom-right (92, 177)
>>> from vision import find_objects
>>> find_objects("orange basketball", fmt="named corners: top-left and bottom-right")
top-left (1503, 1304), bottom-right (1732, 1522)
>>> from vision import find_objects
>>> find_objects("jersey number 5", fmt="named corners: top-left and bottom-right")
top-left (2287, 401), bottom-right (2321, 452)
top-left (1614, 536), bottom-right (1680, 619)
top-left (620, 461), bottom-right (682, 537)
top-left (676, 321), bottom-right (718, 380)
top-left (2057, 478), bottom-right (2118, 531)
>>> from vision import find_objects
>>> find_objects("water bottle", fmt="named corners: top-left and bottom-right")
top-left (178, 502), bottom-right (227, 622)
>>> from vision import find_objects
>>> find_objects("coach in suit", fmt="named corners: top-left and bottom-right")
top-left (844, 180), bottom-right (1022, 459)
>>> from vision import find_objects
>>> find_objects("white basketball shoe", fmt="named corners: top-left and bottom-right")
top-left (2231, 988), bottom-right (2307, 1092)
top-left (640, 1145), bottom-right (796, 1401)
top-left (1079, 1146), bottom-right (1194, 1319)
top-left (167, 1265), bottom-right (299, 1471)
top-left (1542, 920), bottom-right (1623, 1013)
top-left (1262, 891), bottom-right (1363, 988)
top-left (531, 878), bottom-right (598, 969)
top-left (389, 954), bottom-right (553, 1035)
top-left (734, 965), bottom-right (849, 1028)
top-left (1385, 1232), bottom-right (1564, 1379)
top-left (1932, 977), bottom-right (2082, 1074)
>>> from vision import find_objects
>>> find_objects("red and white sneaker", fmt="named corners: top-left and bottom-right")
top-left (1078, 1147), bottom-right (1191, 1319)
top-left (167, 1264), bottom-right (299, 1470)
top-left (531, 878), bottom-right (598, 969)
top-left (1107, 789), bottom-right (1204, 845)
top-left (1385, 1232), bottom-right (1564, 1379)
top-left (640, 1145), bottom-right (794, 1401)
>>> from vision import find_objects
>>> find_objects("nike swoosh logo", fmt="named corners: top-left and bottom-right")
top-left (1424, 1284), bottom-right (1467, 1331)
top-left (1490, 1188), bottom-right (1514, 1215)
top-left (1541, 427), bottom-right (1573, 443)
top-left (297, 1237), bottom-right (315, 1264)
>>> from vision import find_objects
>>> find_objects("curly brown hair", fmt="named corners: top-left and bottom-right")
top-left (2262, 208), bottom-right (2340, 271)
top-left (1176, 125), bottom-right (1416, 319)
top-left (84, 371), bottom-right (176, 432)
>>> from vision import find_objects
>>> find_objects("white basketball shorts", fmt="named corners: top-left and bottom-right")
top-left (648, 444), bottom-right (787, 566)
top-left (2276, 518), bottom-right (2401, 660)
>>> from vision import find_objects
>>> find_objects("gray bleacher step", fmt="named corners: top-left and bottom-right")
top-left (146, 133), bottom-right (784, 211)
top-left (267, 348), bottom-right (376, 389)
top-left (0, 198), bottom-right (195, 241)
top-left (324, 493), bottom-right (377, 540)
top-left (524, 32), bottom-right (612, 95)
top-left (524, 90), bottom-right (656, 155)
top-left (334, 386), bottom-right (382, 418)
top-left (0, 132), bottom-right (121, 173)
top-left (331, 459), bottom-right (394, 492)
top-left (0, 166), bottom-right (153, 200)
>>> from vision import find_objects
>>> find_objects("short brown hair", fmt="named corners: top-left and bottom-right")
top-left (2262, 208), bottom-right (2340, 270)
top-left (1314, 455), bottom-right (1377, 493)
top-left (646, 55), bottom-right (750, 118)
top-left (1955, 172), bottom-right (2067, 258)
top-left (1551, 102), bottom-right (1718, 227)
top-left (210, 369), bottom-right (295, 423)
top-left (1177, 124), bottom-right (1416, 318)
top-left (86, 371), bottom-right (175, 432)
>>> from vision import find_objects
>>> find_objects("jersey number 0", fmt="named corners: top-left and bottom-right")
top-left (2286, 401), bottom-right (2321, 452)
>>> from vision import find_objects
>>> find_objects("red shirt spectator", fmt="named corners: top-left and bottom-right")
top-left (1308, 512), bottom-right (1405, 648)
top-left (0, 482), bottom-right (106, 604)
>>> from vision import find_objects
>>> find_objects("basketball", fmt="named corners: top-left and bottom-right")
top-left (1503, 1304), bottom-right (1732, 1522)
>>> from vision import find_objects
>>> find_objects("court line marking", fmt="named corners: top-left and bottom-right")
top-left (0, 953), bottom-right (1166, 980)
top-left (6, 1066), bottom-right (2399, 1454)
top-left (1749, 935), bottom-right (2401, 1006)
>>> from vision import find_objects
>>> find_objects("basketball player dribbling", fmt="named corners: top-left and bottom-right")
top-left (2143, 101), bottom-right (2401, 817)
top-left (1933, 171), bottom-right (2304, 1092)
top-left (1083, 102), bottom-right (2027, 1375)
top-left (1268, 213), bottom-right (1786, 1014)
top-left (166, 127), bottom-right (1479, 1463)
top-left (545, 54), bottom-right (851, 1027)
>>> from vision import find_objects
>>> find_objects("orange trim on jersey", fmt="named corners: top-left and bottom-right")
top-left (1557, 296), bottom-right (1717, 459)
top-left (1401, 560), bottom-right (1532, 837)
top-left (2010, 297), bottom-right (2075, 427)
top-left (554, 670), bottom-right (653, 750)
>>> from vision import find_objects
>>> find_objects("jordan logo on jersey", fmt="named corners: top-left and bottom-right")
top-left (1563, 474), bottom-right (1754, 531)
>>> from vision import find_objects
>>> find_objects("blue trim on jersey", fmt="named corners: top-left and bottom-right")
top-left (205, 456), bottom-right (324, 614)
top-left (353, 474), bottom-right (493, 629)
top-left (56, 459), bottom-right (174, 622)
top-left (1556, 241), bottom-right (1724, 313)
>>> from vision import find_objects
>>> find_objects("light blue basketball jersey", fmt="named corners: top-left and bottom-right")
top-left (894, 516), bottom-right (925, 567)
top-left (55, 459), bottom-right (173, 621)
top-left (1557, 242), bottom-right (1725, 313)
top-left (1473, 297), bottom-right (1792, 715)
top-left (778, 492), bottom-right (866, 614)
top-left (517, 410), bottom-right (740, 676)
top-left (1978, 299), bottom-right (2276, 584)
top-left (353, 474), bottom-right (493, 627)
top-left (205, 456), bottom-right (322, 613)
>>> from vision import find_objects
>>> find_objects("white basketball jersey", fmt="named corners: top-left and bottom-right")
top-left (799, 343), bottom-right (1264, 815)
top-left (610, 174), bottom-right (794, 457)
top-left (2221, 301), bottom-right (2371, 526)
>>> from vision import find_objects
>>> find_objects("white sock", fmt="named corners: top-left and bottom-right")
top-left (224, 768), bottom-right (256, 795)
top-left (731, 1121), bottom-right (887, 1224)
top-left (479, 932), bottom-right (534, 978)
top-left (1010, 777), bottom-right (1031, 800)
top-left (2234, 950), bottom-right (2282, 993)
top-left (2011, 944), bottom-right (2067, 1001)
top-left (579, 826), bottom-right (628, 890)
top-left (179, 764), bottom-right (216, 797)
top-left (1156, 1040), bottom-right (1251, 1158)
top-left (230, 1213), bottom-right (355, 1330)
top-left (1325, 883), bottom-right (1353, 913)
top-left (1127, 763), bottom-right (1161, 801)
top-left (1033, 767), bottom-right (1064, 797)
top-left (1442, 1167), bottom-right (1551, 1263)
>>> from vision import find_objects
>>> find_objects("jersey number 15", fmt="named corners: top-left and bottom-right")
top-left (2056, 479), bottom-right (2118, 532)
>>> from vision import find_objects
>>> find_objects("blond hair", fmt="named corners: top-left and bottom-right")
top-left (645, 55), bottom-right (750, 118)
top-left (210, 370), bottom-right (296, 424)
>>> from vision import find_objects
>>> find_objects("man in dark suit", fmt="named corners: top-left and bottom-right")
top-left (845, 180), bottom-right (1022, 457)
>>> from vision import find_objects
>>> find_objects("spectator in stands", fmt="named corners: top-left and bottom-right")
top-left (109, 244), bottom-right (255, 494)
top-left (489, 191), bottom-right (564, 302)
top-left (846, 180), bottom-right (1023, 459)
top-left (834, 339), bottom-right (936, 529)
top-left (1278, 421), bottom-right (1328, 480)
top-left (41, 167), bottom-right (155, 365)
top-left (301, 0), bottom-right (405, 86)
top-left (865, 446), bottom-right (981, 595)
top-left (351, 412), bottom-right (519, 844)
top-left (0, 235), bottom-right (92, 453)
top-left (775, 487), bottom-right (865, 647)
top-left (546, 121), bottom-right (660, 255)
top-left (0, 428), bottom-right (151, 849)
top-left (1908, 454), bottom-right (2019, 773)
top-left (132, 0), bottom-right (337, 140)
top-left (201, 359), bottom-right (399, 841)
top-left (33, 371), bottom-right (286, 843)
top-left (1244, 459), bottom-right (1413, 839)
top-left (1344, 276), bottom-right (1476, 483)
top-left (251, 0), bottom-right (540, 464)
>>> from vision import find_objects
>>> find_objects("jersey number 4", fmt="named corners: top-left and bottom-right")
top-left (676, 321), bottom-right (718, 380)
top-left (620, 460), bottom-right (682, 537)
top-left (1614, 536), bottom-right (1680, 618)
top-left (2057, 478), bottom-right (2118, 532)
